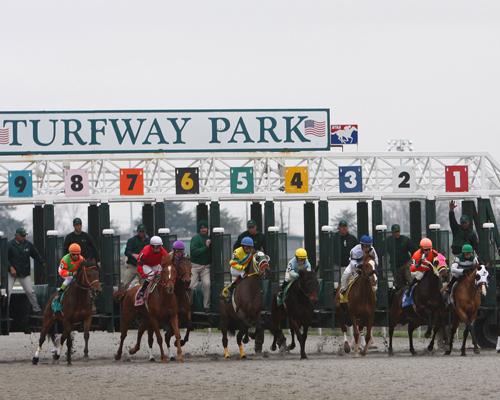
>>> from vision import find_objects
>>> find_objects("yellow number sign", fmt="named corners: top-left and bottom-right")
top-left (284, 167), bottom-right (308, 193)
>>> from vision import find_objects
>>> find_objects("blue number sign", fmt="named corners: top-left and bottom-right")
top-left (8, 170), bottom-right (33, 197)
top-left (339, 166), bottom-right (362, 193)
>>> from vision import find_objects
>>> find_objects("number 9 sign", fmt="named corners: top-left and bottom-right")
top-left (64, 169), bottom-right (89, 197)
top-left (176, 168), bottom-right (200, 194)
top-left (230, 167), bottom-right (254, 194)
top-left (8, 170), bottom-right (33, 198)
top-left (339, 166), bottom-right (362, 193)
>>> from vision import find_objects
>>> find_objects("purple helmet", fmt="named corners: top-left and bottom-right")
top-left (173, 240), bottom-right (185, 251)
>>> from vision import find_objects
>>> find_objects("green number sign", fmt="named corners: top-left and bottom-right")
top-left (230, 167), bottom-right (254, 194)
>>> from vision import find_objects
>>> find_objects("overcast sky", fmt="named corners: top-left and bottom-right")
top-left (1, 0), bottom-right (499, 235)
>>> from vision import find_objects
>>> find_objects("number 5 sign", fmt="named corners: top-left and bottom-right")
top-left (339, 166), bottom-right (362, 193)
top-left (64, 169), bottom-right (89, 197)
top-left (230, 167), bottom-right (254, 194)
top-left (445, 166), bottom-right (468, 192)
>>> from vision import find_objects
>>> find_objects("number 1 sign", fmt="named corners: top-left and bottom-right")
top-left (445, 166), bottom-right (468, 192)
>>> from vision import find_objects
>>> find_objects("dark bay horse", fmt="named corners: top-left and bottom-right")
top-left (335, 255), bottom-right (377, 356)
top-left (32, 261), bottom-right (101, 365)
top-left (389, 261), bottom-right (447, 356)
top-left (445, 265), bottom-right (488, 356)
top-left (220, 251), bottom-right (270, 359)
top-left (270, 269), bottom-right (319, 359)
top-left (114, 255), bottom-right (183, 362)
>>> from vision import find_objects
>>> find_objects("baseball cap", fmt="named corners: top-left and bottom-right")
top-left (247, 219), bottom-right (257, 228)
top-left (391, 224), bottom-right (401, 233)
top-left (16, 227), bottom-right (27, 236)
top-left (137, 224), bottom-right (146, 232)
top-left (460, 215), bottom-right (470, 224)
top-left (73, 217), bottom-right (82, 225)
top-left (198, 220), bottom-right (208, 229)
top-left (338, 219), bottom-right (348, 227)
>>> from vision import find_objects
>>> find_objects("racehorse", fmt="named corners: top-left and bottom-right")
top-left (388, 260), bottom-right (447, 356)
top-left (114, 255), bottom-right (183, 362)
top-left (32, 261), bottom-right (101, 365)
top-left (445, 264), bottom-right (488, 356)
top-left (220, 251), bottom-right (270, 359)
top-left (270, 269), bottom-right (319, 359)
top-left (335, 255), bottom-right (377, 356)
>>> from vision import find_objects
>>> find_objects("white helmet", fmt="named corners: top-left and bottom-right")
top-left (150, 236), bottom-right (163, 246)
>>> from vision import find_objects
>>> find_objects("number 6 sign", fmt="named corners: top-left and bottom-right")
top-left (64, 169), bottom-right (89, 197)
top-left (445, 166), bottom-right (468, 192)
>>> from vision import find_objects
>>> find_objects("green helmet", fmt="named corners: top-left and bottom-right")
top-left (462, 244), bottom-right (473, 253)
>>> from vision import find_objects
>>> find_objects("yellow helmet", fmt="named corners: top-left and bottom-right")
top-left (295, 248), bottom-right (307, 259)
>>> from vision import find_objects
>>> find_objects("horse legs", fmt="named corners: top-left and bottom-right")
top-left (147, 328), bottom-right (155, 361)
top-left (181, 314), bottom-right (192, 347)
top-left (33, 316), bottom-right (55, 365)
top-left (352, 320), bottom-right (361, 353)
top-left (287, 328), bottom-right (296, 351)
top-left (445, 314), bottom-right (459, 356)
top-left (169, 313), bottom-right (183, 362)
top-left (361, 320), bottom-right (373, 356)
top-left (115, 304), bottom-right (134, 361)
top-left (469, 321), bottom-right (480, 354)
top-left (221, 315), bottom-right (230, 359)
top-left (461, 324), bottom-right (470, 356)
top-left (299, 325), bottom-right (309, 360)
top-left (164, 325), bottom-right (175, 361)
top-left (408, 320), bottom-right (417, 356)
top-left (236, 330), bottom-right (246, 359)
top-left (83, 315), bottom-right (92, 361)
top-left (61, 320), bottom-right (73, 365)
top-left (150, 318), bottom-right (167, 362)
top-left (129, 320), bottom-right (147, 355)
top-left (388, 324), bottom-right (395, 356)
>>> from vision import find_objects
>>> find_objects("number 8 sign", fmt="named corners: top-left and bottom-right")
top-left (64, 169), bottom-right (89, 197)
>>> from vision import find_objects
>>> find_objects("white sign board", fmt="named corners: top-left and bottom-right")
top-left (0, 109), bottom-right (330, 155)
top-left (392, 166), bottom-right (415, 192)
top-left (64, 169), bottom-right (90, 197)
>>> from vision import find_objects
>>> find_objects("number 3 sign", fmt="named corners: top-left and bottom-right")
top-left (339, 166), bottom-right (362, 193)
top-left (64, 169), bottom-right (89, 197)
top-left (445, 166), bottom-right (468, 192)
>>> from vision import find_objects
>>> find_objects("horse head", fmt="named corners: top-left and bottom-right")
top-left (160, 264), bottom-right (177, 294)
top-left (177, 258), bottom-right (192, 288)
top-left (298, 269), bottom-right (319, 303)
top-left (251, 251), bottom-right (270, 276)
top-left (77, 260), bottom-right (102, 295)
top-left (432, 253), bottom-right (449, 282)
top-left (360, 255), bottom-right (377, 288)
top-left (475, 264), bottom-right (489, 296)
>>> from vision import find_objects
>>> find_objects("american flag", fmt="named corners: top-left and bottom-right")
top-left (0, 127), bottom-right (10, 144)
top-left (304, 119), bottom-right (326, 137)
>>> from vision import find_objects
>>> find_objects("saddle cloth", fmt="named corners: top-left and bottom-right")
top-left (276, 280), bottom-right (294, 307)
top-left (134, 278), bottom-right (160, 307)
top-left (402, 285), bottom-right (416, 308)
top-left (51, 290), bottom-right (66, 313)
top-left (339, 276), bottom-right (358, 304)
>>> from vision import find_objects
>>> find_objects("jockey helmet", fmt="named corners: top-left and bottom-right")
top-left (295, 248), bottom-right (307, 259)
top-left (173, 240), bottom-right (185, 250)
top-left (360, 235), bottom-right (373, 245)
top-left (462, 244), bottom-right (473, 253)
top-left (150, 236), bottom-right (163, 246)
top-left (69, 243), bottom-right (81, 254)
top-left (241, 236), bottom-right (254, 247)
top-left (419, 238), bottom-right (433, 249)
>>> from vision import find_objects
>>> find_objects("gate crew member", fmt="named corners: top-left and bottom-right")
top-left (387, 224), bottom-right (418, 290)
top-left (123, 224), bottom-right (149, 288)
top-left (63, 217), bottom-right (100, 263)
top-left (234, 219), bottom-right (266, 252)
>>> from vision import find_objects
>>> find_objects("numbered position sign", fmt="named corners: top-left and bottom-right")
top-left (120, 168), bottom-right (144, 195)
top-left (230, 167), bottom-right (254, 194)
top-left (284, 167), bottom-right (308, 193)
top-left (339, 166), bottom-right (362, 193)
top-left (175, 168), bottom-right (200, 194)
top-left (445, 165), bottom-right (468, 192)
top-left (8, 170), bottom-right (33, 197)
top-left (64, 169), bottom-right (89, 197)
top-left (392, 167), bottom-right (415, 192)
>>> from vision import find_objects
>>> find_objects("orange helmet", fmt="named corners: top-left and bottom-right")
top-left (69, 243), bottom-right (81, 254)
top-left (419, 238), bottom-right (433, 249)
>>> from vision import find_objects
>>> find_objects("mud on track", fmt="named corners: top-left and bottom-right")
top-left (0, 330), bottom-right (499, 400)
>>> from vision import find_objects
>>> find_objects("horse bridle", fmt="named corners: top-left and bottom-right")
top-left (74, 265), bottom-right (100, 291)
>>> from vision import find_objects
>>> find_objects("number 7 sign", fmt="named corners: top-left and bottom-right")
top-left (445, 166), bottom-right (468, 192)
top-left (120, 168), bottom-right (144, 195)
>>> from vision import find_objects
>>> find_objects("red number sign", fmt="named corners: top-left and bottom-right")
top-left (445, 166), bottom-right (468, 192)
top-left (120, 168), bottom-right (144, 195)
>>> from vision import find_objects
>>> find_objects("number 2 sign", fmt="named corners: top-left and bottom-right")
top-left (64, 169), bottom-right (89, 197)
top-left (392, 167), bottom-right (415, 192)
top-left (445, 166), bottom-right (468, 192)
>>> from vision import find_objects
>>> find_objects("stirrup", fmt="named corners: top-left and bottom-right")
top-left (221, 286), bottom-right (230, 298)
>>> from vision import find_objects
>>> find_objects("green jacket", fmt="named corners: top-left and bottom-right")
top-left (124, 234), bottom-right (150, 266)
top-left (190, 233), bottom-right (211, 265)
top-left (449, 211), bottom-right (479, 255)
top-left (233, 231), bottom-right (266, 252)
top-left (387, 235), bottom-right (418, 271)
top-left (7, 239), bottom-right (45, 278)
top-left (332, 232), bottom-right (358, 267)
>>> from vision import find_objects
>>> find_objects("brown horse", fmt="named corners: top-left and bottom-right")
top-left (270, 269), bottom-right (319, 359)
top-left (114, 255), bottom-right (183, 362)
top-left (335, 255), bottom-right (377, 356)
top-left (32, 261), bottom-right (101, 365)
top-left (445, 265), bottom-right (488, 356)
top-left (389, 262), bottom-right (447, 356)
top-left (220, 251), bottom-right (270, 359)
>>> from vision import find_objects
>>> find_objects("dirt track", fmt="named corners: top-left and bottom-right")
top-left (0, 330), bottom-right (499, 400)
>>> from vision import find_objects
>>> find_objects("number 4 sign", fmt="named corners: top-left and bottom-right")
top-left (445, 166), bottom-right (468, 192)
top-left (64, 169), bottom-right (89, 197)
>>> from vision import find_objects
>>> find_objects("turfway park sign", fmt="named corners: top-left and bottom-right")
top-left (0, 109), bottom-right (330, 155)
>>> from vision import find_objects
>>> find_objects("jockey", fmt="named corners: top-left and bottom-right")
top-left (57, 243), bottom-right (85, 298)
top-left (277, 248), bottom-right (312, 303)
top-left (170, 240), bottom-right (186, 267)
top-left (408, 238), bottom-right (439, 291)
top-left (446, 244), bottom-right (480, 293)
top-left (137, 235), bottom-right (168, 299)
top-left (222, 236), bottom-right (254, 299)
top-left (340, 235), bottom-right (378, 294)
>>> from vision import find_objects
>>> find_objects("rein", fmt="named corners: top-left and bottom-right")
top-left (74, 266), bottom-right (99, 291)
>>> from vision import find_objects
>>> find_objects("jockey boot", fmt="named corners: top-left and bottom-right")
top-left (445, 276), bottom-right (457, 294)
top-left (277, 280), bottom-right (288, 305)
top-left (138, 280), bottom-right (149, 299)
top-left (222, 277), bottom-right (242, 301)
top-left (56, 287), bottom-right (64, 301)
top-left (406, 278), bottom-right (417, 296)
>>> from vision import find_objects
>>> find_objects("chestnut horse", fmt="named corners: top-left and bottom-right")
top-left (220, 251), bottom-right (270, 359)
top-left (335, 255), bottom-right (377, 356)
top-left (445, 264), bottom-right (488, 356)
top-left (270, 269), bottom-right (319, 359)
top-left (114, 255), bottom-right (183, 362)
top-left (32, 261), bottom-right (101, 365)
top-left (388, 261), bottom-right (447, 356)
